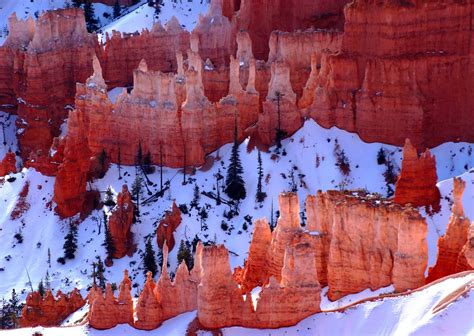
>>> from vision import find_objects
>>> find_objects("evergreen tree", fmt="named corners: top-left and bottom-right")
top-left (45, 271), bottom-right (51, 290)
top-left (72, 0), bottom-right (82, 7)
top-left (131, 174), bottom-right (144, 217)
top-left (377, 147), bottom-right (386, 165)
top-left (37, 279), bottom-right (45, 297)
top-left (63, 222), bottom-right (78, 260)
top-left (97, 257), bottom-right (107, 289)
top-left (102, 218), bottom-right (116, 261)
top-left (143, 151), bottom-right (155, 174)
top-left (113, 0), bottom-right (121, 18)
top-left (47, 248), bottom-right (51, 268)
top-left (8, 289), bottom-right (21, 329)
top-left (147, 0), bottom-right (155, 6)
top-left (117, 145), bottom-right (122, 180)
top-left (214, 169), bottom-right (223, 205)
top-left (143, 239), bottom-right (158, 277)
top-left (256, 150), bottom-right (266, 203)
top-left (224, 116), bottom-right (246, 201)
top-left (104, 186), bottom-right (116, 206)
top-left (177, 240), bottom-right (194, 271)
top-left (191, 184), bottom-right (200, 209)
top-left (154, 0), bottom-right (163, 17)
top-left (274, 91), bottom-right (287, 150)
top-left (84, 0), bottom-right (99, 33)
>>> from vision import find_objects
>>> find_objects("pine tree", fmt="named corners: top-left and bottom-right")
top-left (63, 222), bottom-right (78, 260)
top-left (47, 248), bottom-right (51, 268)
top-left (95, 257), bottom-right (107, 290)
top-left (102, 218), bottom-right (116, 261)
top-left (118, 145), bottom-right (122, 180)
top-left (131, 174), bottom-right (143, 217)
top-left (104, 186), bottom-right (116, 206)
top-left (72, 0), bottom-right (82, 7)
top-left (45, 271), bottom-right (51, 290)
top-left (143, 151), bottom-right (155, 174)
top-left (37, 279), bottom-right (45, 297)
top-left (214, 169), bottom-right (223, 205)
top-left (84, 0), bottom-right (99, 33)
top-left (256, 150), bottom-right (266, 203)
top-left (191, 183), bottom-right (200, 209)
top-left (224, 115), bottom-right (246, 201)
top-left (177, 240), bottom-right (194, 271)
top-left (8, 289), bottom-right (21, 329)
top-left (113, 0), bottom-right (121, 18)
top-left (147, 0), bottom-right (155, 6)
top-left (143, 239), bottom-right (158, 277)
top-left (154, 0), bottom-right (163, 17)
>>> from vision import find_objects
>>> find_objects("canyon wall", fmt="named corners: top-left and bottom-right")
top-left (306, 0), bottom-right (474, 149)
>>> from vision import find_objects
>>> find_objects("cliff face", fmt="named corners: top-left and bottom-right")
top-left (20, 289), bottom-right (85, 328)
top-left (234, 0), bottom-right (350, 59)
top-left (427, 178), bottom-right (472, 282)
top-left (6, 9), bottom-right (98, 160)
top-left (108, 185), bottom-right (135, 259)
top-left (306, 0), bottom-right (474, 149)
top-left (394, 139), bottom-right (441, 211)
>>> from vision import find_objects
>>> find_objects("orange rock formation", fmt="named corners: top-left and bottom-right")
top-left (0, 151), bottom-right (16, 176)
top-left (20, 289), bottom-right (85, 328)
top-left (394, 139), bottom-right (441, 211)
top-left (108, 185), bottom-right (135, 258)
top-left (156, 201), bottom-right (182, 251)
top-left (427, 178), bottom-right (472, 282)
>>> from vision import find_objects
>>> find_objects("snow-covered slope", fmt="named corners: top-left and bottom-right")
top-left (4, 272), bottom-right (473, 335)
top-left (0, 119), bottom-right (473, 305)
top-left (99, 0), bottom-right (209, 41)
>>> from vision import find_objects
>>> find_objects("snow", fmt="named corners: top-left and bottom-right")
top-left (0, 119), bottom-right (472, 305)
top-left (107, 87), bottom-right (125, 103)
top-left (99, 0), bottom-right (209, 42)
top-left (0, 111), bottom-right (19, 163)
top-left (223, 273), bottom-right (474, 336)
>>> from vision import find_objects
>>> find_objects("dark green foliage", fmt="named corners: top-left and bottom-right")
top-left (63, 223), bottom-right (78, 260)
top-left (191, 184), bottom-right (200, 209)
top-left (377, 147), bottom-right (387, 165)
top-left (177, 240), bottom-right (193, 271)
top-left (84, 0), bottom-right (99, 33)
top-left (256, 150), bottom-right (267, 203)
top-left (71, 0), bottom-right (82, 7)
top-left (0, 289), bottom-right (23, 329)
top-left (102, 216), bottom-right (116, 260)
top-left (143, 239), bottom-right (158, 277)
top-left (104, 186), bottom-right (116, 207)
top-left (113, 0), bottom-right (121, 18)
top-left (96, 257), bottom-right (107, 289)
top-left (37, 279), bottom-right (45, 297)
top-left (224, 118), bottom-right (246, 201)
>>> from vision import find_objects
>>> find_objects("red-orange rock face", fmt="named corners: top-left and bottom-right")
top-left (427, 178), bottom-right (472, 282)
top-left (9, 9), bottom-right (98, 160)
top-left (306, 190), bottom-right (428, 300)
top-left (109, 185), bottom-right (135, 259)
top-left (156, 201), bottom-right (182, 251)
top-left (102, 18), bottom-right (190, 88)
top-left (234, 0), bottom-right (349, 59)
top-left (20, 289), bottom-right (85, 328)
top-left (306, 0), bottom-right (474, 149)
top-left (394, 139), bottom-right (441, 211)
top-left (457, 222), bottom-right (474, 271)
top-left (0, 151), bottom-right (16, 176)
top-left (89, 271), bottom-right (134, 329)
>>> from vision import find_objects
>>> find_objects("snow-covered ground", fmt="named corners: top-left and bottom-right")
top-left (99, 0), bottom-right (209, 41)
top-left (4, 272), bottom-right (473, 335)
top-left (0, 118), bottom-right (473, 306)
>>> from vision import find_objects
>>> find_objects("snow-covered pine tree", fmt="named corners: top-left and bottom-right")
top-left (143, 239), bottom-right (158, 277)
top-left (95, 257), bottom-right (107, 289)
top-left (224, 115), bottom-right (246, 201)
top-left (191, 183), bottom-right (200, 208)
top-left (104, 186), bottom-right (116, 207)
